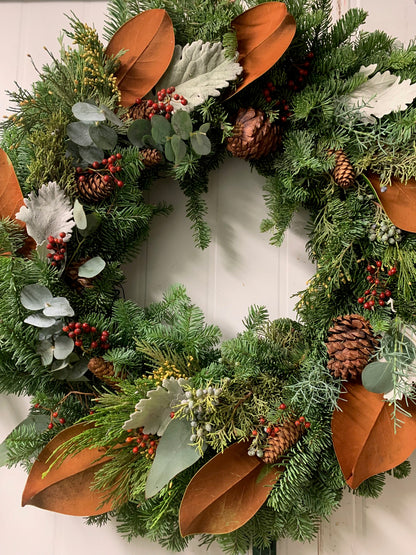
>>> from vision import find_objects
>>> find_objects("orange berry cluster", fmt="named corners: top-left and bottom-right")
top-left (125, 427), bottom-right (159, 459)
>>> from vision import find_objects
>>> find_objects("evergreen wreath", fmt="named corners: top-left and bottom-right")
top-left (1, 1), bottom-right (416, 553)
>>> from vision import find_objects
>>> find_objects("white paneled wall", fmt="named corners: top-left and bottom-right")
top-left (1, 2), bottom-right (416, 555)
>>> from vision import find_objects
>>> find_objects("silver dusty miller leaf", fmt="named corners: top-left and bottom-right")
top-left (123, 377), bottom-right (188, 436)
top-left (15, 181), bottom-right (75, 245)
top-left (156, 41), bottom-right (242, 112)
top-left (343, 64), bottom-right (416, 124)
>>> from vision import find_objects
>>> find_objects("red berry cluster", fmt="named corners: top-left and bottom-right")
top-left (287, 52), bottom-right (314, 91)
top-left (76, 153), bottom-right (124, 188)
top-left (33, 402), bottom-right (66, 429)
top-left (46, 232), bottom-right (67, 267)
top-left (357, 261), bottom-right (396, 310)
top-left (256, 408), bottom-right (311, 439)
top-left (137, 87), bottom-right (188, 120)
top-left (62, 321), bottom-right (110, 350)
top-left (125, 427), bottom-right (159, 458)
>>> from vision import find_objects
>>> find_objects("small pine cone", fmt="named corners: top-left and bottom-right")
top-left (262, 420), bottom-right (304, 464)
top-left (128, 102), bottom-right (153, 120)
top-left (330, 149), bottom-right (355, 189)
top-left (140, 148), bottom-right (163, 168)
top-left (76, 173), bottom-right (115, 203)
top-left (65, 258), bottom-right (95, 292)
top-left (88, 357), bottom-right (124, 389)
top-left (326, 314), bottom-right (379, 380)
top-left (226, 107), bottom-right (280, 160)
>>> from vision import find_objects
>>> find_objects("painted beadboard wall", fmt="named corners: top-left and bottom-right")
top-left (0, 2), bottom-right (416, 555)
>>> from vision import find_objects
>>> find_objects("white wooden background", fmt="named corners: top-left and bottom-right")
top-left (1, 1), bottom-right (416, 554)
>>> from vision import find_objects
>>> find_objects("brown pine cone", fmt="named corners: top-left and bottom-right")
top-left (262, 420), bottom-right (304, 464)
top-left (326, 314), bottom-right (379, 380)
top-left (65, 258), bottom-right (95, 292)
top-left (88, 357), bottom-right (125, 389)
top-left (140, 148), bottom-right (163, 168)
top-left (76, 172), bottom-right (116, 203)
top-left (226, 108), bottom-right (280, 160)
top-left (128, 101), bottom-right (153, 120)
top-left (330, 149), bottom-right (355, 189)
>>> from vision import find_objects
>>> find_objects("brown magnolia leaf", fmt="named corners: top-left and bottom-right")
top-left (22, 423), bottom-right (115, 516)
top-left (367, 173), bottom-right (416, 233)
top-left (228, 2), bottom-right (296, 98)
top-left (179, 441), bottom-right (281, 536)
top-left (106, 9), bottom-right (175, 107)
top-left (332, 382), bottom-right (416, 489)
top-left (0, 148), bottom-right (24, 223)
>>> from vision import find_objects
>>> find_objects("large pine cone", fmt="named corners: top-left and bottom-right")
top-left (76, 173), bottom-right (116, 203)
top-left (227, 108), bottom-right (279, 160)
top-left (88, 357), bottom-right (124, 389)
top-left (141, 148), bottom-right (163, 168)
top-left (262, 420), bottom-right (304, 464)
top-left (128, 101), bottom-right (153, 120)
top-left (326, 314), bottom-right (379, 380)
top-left (330, 149), bottom-right (355, 189)
top-left (66, 258), bottom-right (95, 292)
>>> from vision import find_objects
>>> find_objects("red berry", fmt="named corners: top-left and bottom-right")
top-left (148, 448), bottom-right (154, 455)
top-left (103, 175), bottom-right (111, 183)
top-left (74, 328), bottom-right (82, 335)
top-left (364, 290), bottom-right (370, 295)
top-left (82, 323), bottom-right (91, 332)
top-left (366, 265), bottom-right (373, 272)
top-left (299, 416), bottom-right (305, 423)
top-left (59, 232), bottom-right (66, 238)
top-left (147, 99), bottom-right (153, 107)
top-left (173, 94), bottom-right (179, 100)
top-left (371, 290), bottom-right (377, 296)
top-left (116, 153), bottom-right (122, 160)
top-left (102, 331), bottom-right (109, 337)
top-left (266, 427), bottom-right (272, 434)
top-left (135, 98), bottom-right (142, 104)
top-left (170, 412), bottom-right (175, 418)
top-left (75, 322), bottom-right (82, 329)
top-left (376, 261), bottom-right (382, 267)
top-left (76, 166), bottom-right (82, 173)
top-left (379, 292), bottom-right (386, 299)
top-left (363, 302), bottom-right (370, 309)
top-left (75, 340), bottom-right (83, 347)
top-left (281, 116), bottom-right (288, 123)
top-left (102, 159), bottom-right (108, 165)
top-left (48, 235), bottom-right (54, 243)
top-left (180, 99), bottom-right (188, 106)
top-left (295, 420), bottom-right (300, 426)
top-left (62, 326), bottom-right (69, 333)
top-left (165, 114), bottom-right (171, 120)
top-left (307, 52), bottom-right (314, 58)
top-left (126, 436), bottom-right (134, 443)
top-left (52, 411), bottom-right (58, 418)
top-left (369, 300), bottom-right (375, 306)
top-left (305, 422), bottom-right (311, 428)
top-left (279, 403), bottom-right (286, 410)
top-left (379, 300), bottom-right (385, 306)
top-left (90, 341), bottom-right (98, 349)
top-left (385, 290), bottom-right (392, 297)
top-left (259, 417), bottom-right (265, 424)
top-left (117, 180), bottom-right (124, 187)
top-left (34, 403), bottom-right (40, 409)
top-left (59, 418), bottom-right (66, 424)
top-left (68, 322), bottom-right (75, 330)
top-left (288, 80), bottom-right (295, 88)
top-left (357, 297), bottom-right (364, 304)
top-left (102, 343), bottom-right (110, 350)
top-left (48, 423), bottom-right (53, 430)
top-left (374, 279), bottom-right (380, 285)
top-left (366, 276), bottom-right (374, 282)
top-left (68, 331), bottom-right (75, 339)
top-left (132, 446), bottom-right (139, 454)
top-left (252, 430), bottom-right (258, 436)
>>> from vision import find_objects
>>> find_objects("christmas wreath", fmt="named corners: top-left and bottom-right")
top-left (2, 1), bottom-right (416, 553)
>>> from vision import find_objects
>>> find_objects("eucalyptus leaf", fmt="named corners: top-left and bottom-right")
top-left (383, 334), bottom-right (416, 366)
top-left (65, 140), bottom-right (81, 160)
top-left (54, 335), bottom-right (75, 360)
top-left (362, 361), bottom-right (395, 393)
top-left (79, 145), bottom-right (105, 165)
top-left (24, 313), bottom-right (57, 328)
top-left (43, 297), bottom-right (74, 318)
top-left (79, 213), bottom-right (101, 237)
top-left (199, 122), bottom-right (210, 134)
top-left (38, 322), bottom-right (63, 340)
top-left (78, 256), bottom-right (106, 278)
top-left (171, 110), bottom-right (193, 140)
top-left (89, 124), bottom-right (118, 150)
top-left (21, 284), bottom-right (53, 310)
top-left (127, 119), bottom-right (152, 148)
top-left (100, 105), bottom-right (123, 127)
top-left (145, 418), bottom-right (204, 498)
top-left (151, 115), bottom-right (173, 145)
top-left (37, 339), bottom-right (54, 366)
top-left (73, 199), bottom-right (87, 230)
top-left (190, 132), bottom-right (211, 156)
top-left (52, 359), bottom-right (89, 381)
top-left (171, 134), bottom-right (187, 164)
top-left (67, 121), bottom-right (94, 147)
top-left (72, 102), bottom-right (106, 122)
top-left (143, 134), bottom-right (157, 148)
top-left (164, 140), bottom-right (175, 163)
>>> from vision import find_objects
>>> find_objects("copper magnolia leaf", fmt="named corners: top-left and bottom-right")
top-left (0, 148), bottom-right (24, 223)
top-left (106, 9), bottom-right (175, 107)
top-left (332, 382), bottom-right (416, 489)
top-left (368, 173), bottom-right (416, 233)
top-left (229, 2), bottom-right (296, 97)
top-left (179, 441), bottom-right (280, 536)
top-left (22, 423), bottom-right (115, 516)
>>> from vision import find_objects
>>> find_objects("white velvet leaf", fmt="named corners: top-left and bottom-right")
top-left (15, 182), bottom-right (75, 245)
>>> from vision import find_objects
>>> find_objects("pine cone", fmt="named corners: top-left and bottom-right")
top-left (326, 314), bottom-right (379, 380)
top-left (65, 258), bottom-right (95, 292)
top-left (140, 148), bottom-right (163, 168)
top-left (226, 108), bottom-right (280, 160)
top-left (262, 420), bottom-right (304, 464)
top-left (330, 149), bottom-right (355, 189)
top-left (76, 173), bottom-right (116, 203)
top-left (128, 101), bottom-right (153, 120)
top-left (88, 357), bottom-right (124, 389)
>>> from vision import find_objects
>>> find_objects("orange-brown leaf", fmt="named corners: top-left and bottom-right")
top-left (22, 423), bottom-right (115, 516)
top-left (106, 9), bottom-right (175, 107)
top-left (179, 441), bottom-right (280, 536)
top-left (0, 148), bottom-right (24, 223)
top-left (367, 173), bottom-right (416, 233)
top-left (229, 2), bottom-right (296, 97)
top-left (332, 382), bottom-right (416, 489)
